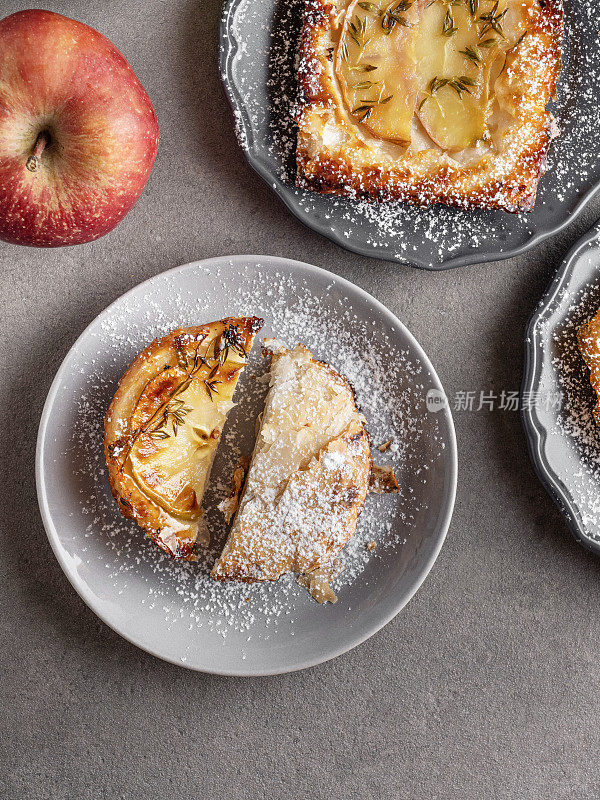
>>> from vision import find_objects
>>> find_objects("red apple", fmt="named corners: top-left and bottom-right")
top-left (0, 9), bottom-right (159, 247)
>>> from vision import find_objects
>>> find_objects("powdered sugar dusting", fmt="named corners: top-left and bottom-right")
top-left (212, 343), bottom-right (373, 582)
top-left (65, 259), bottom-right (451, 644)
top-left (222, 0), bottom-right (599, 266)
top-left (528, 231), bottom-right (600, 542)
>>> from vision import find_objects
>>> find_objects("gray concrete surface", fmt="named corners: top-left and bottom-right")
top-left (2, 1), bottom-right (600, 798)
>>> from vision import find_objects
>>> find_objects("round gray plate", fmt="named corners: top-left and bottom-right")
top-left (220, 0), bottom-right (600, 270)
top-left (36, 255), bottom-right (457, 675)
top-left (522, 221), bottom-right (600, 554)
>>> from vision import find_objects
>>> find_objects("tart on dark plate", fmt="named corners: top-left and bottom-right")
top-left (295, 0), bottom-right (563, 211)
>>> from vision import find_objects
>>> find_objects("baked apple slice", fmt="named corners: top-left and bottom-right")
top-left (104, 317), bottom-right (263, 559)
top-left (492, 1), bottom-right (548, 122)
top-left (415, 0), bottom-right (530, 152)
top-left (415, 0), bottom-right (494, 150)
top-left (335, 0), bottom-right (426, 146)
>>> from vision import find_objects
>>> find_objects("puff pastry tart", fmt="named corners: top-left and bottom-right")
top-left (104, 318), bottom-right (263, 559)
top-left (295, 0), bottom-right (563, 210)
top-left (211, 341), bottom-right (372, 584)
top-left (578, 309), bottom-right (600, 427)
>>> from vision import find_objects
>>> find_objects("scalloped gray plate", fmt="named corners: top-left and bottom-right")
top-left (220, 0), bottom-right (600, 270)
top-left (36, 255), bottom-right (457, 675)
top-left (522, 221), bottom-right (600, 554)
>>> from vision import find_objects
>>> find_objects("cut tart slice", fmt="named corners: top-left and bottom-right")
top-left (104, 317), bottom-right (263, 559)
top-left (578, 309), bottom-right (600, 427)
top-left (211, 341), bottom-right (372, 584)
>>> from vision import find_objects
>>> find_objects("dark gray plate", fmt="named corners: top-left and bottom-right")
top-left (522, 221), bottom-right (600, 554)
top-left (220, 0), bottom-right (600, 270)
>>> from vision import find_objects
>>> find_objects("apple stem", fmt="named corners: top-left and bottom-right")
top-left (26, 131), bottom-right (50, 173)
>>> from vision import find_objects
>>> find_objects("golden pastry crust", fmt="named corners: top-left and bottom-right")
top-left (211, 342), bottom-right (373, 583)
top-left (295, 0), bottom-right (563, 211)
top-left (578, 309), bottom-right (600, 427)
top-left (104, 318), bottom-right (262, 559)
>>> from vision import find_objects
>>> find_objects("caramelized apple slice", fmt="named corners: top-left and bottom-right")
top-left (104, 318), bottom-right (263, 559)
top-left (490, 2), bottom-right (538, 121)
top-left (415, 0), bottom-right (534, 151)
top-left (415, 1), bottom-right (497, 150)
top-left (335, 0), bottom-right (536, 153)
top-left (335, 0), bottom-right (425, 146)
top-left (128, 370), bottom-right (234, 521)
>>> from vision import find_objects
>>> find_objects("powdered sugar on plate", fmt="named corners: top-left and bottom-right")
top-left (221, 0), bottom-right (600, 268)
top-left (524, 226), bottom-right (600, 546)
top-left (63, 259), bottom-right (452, 642)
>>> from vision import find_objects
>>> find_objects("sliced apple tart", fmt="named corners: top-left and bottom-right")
top-left (295, 0), bottom-right (563, 210)
top-left (211, 341), bottom-right (373, 586)
top-left (104, 318), bottom-right (263, 559)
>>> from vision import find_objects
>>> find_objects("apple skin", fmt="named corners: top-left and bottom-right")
top-left (0, 9), bottom-right (159, 247)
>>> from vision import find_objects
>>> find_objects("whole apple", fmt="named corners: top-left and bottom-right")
top-left (0, 9), bottom-right (159, 247)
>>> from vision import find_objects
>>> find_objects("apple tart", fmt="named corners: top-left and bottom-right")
top-left (295, 0), bottom-right (563, 210)
top-left (211, 341), bottom-right (373, 584)
top-left (104, 318), bottom-right (263, 559)
top-left (578, 309), bottom-right (600, 427)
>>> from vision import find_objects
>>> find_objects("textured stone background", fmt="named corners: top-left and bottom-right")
top-left (2, 1), bottom-right (600, 798)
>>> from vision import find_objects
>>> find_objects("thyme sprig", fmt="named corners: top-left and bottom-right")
top-left (449, 75), bottom-right (476, 96)
top-left (381, 0), bottom-right (414, 34)
top-left (351, 0), bottom-right (414, 35)
top-left (148, 397), bottom-right (193, 440)
top-left (418, 75), bottom-right (449, 110)
top-left (498, 29), bottom-right (528, 76)
top-left (514, 29), bottom-right (528, 48)
top-left (354, 79), bottom-right (381, 89)
top-left (111, 326), bottom-right (248, 468)
top-left (351, 83), bottom-right (394, 121)
top-left (339, 4), bottom-right (409, 118)
top-left (478, 0), bottom-right (507, 39)
top-left (348, 63), bottom-right (378, 72)
top-left (442, 7), bottom-right (457, 36)
top-left (418, 73), bottom-right (476, 109)
top-left (214, 324), bottom-right (248, 365)
top-left (460, 44), bottom-right (482, 64)
top-left (204, 363), bottom-right (222, 399)
top-left (429, 75), bottom-right (451, 94)
top-left (347, 14), bottom-right (371, 51)
top-left (422, 0), bottom-right (511, 42)
top-left (352, 102), bottom-right (374, 121)
top-left (425, 0), bottom-right (464, 36)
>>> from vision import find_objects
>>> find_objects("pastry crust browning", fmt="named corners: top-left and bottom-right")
top-left (104, 318), bottom-right (262, 559)
top-left (578, 309), bottom-right (600, 427)
top-left (295, 0), bottom-right (563, 210)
